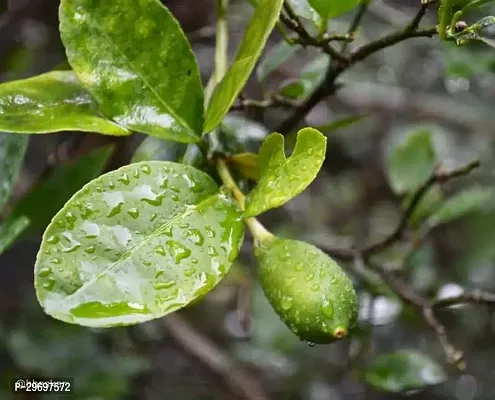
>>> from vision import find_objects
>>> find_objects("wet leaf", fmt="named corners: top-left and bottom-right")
top-left (257, 40), bottom-right (298, 82)
top-left (366, 350), bottom-right (447, 392)
top-left (255, 237), bottom-right (357, 344)
top-left (227, 153), bottom-right (260, 181)
top-left (387, 129), bottom-right (436, 194)
top-left (309, 0), bottom-right (360, 20)
top-left (60, 0), bottom-right (204, 142)
top-left (0, 216), bottom-right (30, 255)
top-left (35, 161), bottom-right (244, 327)
top-left (11, 146), bottom-right (114, 231)
top-left (204, 0), bottom-right (284, 132)
top-left (454, 16), bottom-right (495, 48)
top-left (0, 71), bottom-right (129, 136)
top-left (245, 128), bottom-right (326, 217)
top-left (0, 132), bottom-right (28, 211)
top-left (287, 0), bottom-right (322, 25)
top-left (427, 186), bottom-right (494, 227)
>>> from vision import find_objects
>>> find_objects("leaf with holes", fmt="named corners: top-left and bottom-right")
top-left (0, 132), bottom-right (28, 211)
top-left (204, 0), bottom-right (284, 132)
top-left (245, 128), bottom-right (326, 217)
top-left (60, 0), bottom-right (204, 142)
top-left (35, 161), bottom-right (244, 327)
top-left (0, 72), bottom-right (129, 136)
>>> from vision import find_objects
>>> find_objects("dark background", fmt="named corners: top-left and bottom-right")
top-left (1, 0), bottom-right (495, 399)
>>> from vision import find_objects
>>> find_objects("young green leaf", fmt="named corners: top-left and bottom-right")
top-left (11, 146), bottom-right (115, 231)
top-left (0, 72), bottom-right (129, 136)
top-left (309, 0), bottom-right (360, 21)
top-left (387, 129), bottom-right (436, 194)
top-left (454, 16), bottom-right (495, 48)
top-left (366, 351), bottom-right (447, 392)
top-left (35, 161), bottom-right (244, 327)
top-left (0, 216), bottom-right (30, 255)
top-left (245, 128), bottom-right (326, 217)
top-left (60, 0), bottom-right (204, 143)
top-left (257, 40), bottom-right (298, 82)
top-left (255, 238), bottom-right (358, 344)
top-left (287, 0), bottom-right (322, 25)
top-left (0, 132), bottom-right (28, 211)
top-left (204, 0), bottom-right (284, 132)
top-left (427, 186), bottom-right (494, 227)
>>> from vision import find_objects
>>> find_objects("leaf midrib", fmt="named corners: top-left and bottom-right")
top-left (61, 192), bottom-right (220, 302)
top-left (76, 10), bottom-right (198, 138)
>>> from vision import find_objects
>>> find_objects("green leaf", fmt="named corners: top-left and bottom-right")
top-left (387, 130), bottom-right (436, 194)
top-left (366, 350), bottom-right (447, 392)
top-left (279, 55), bottom-right (329, 100)
top-left (227, 153), bottom-right (260, 181)
top-left (0, 216), bottom-right (30, 255)
top-left (35, 161), bottom-right (244, 327)
top-left (204, 0), bottom-right (284, 133)
top-left (11, 146), bottom-right (114, 231)
top-left (257, 40), bottom-right (298, 82)
top-left (308, 0), bottom-right (360, 20)
top-left (0, 71), bottom-right (130, 136)
top-left (315, 114), bottom-right (368, 133)
top-left (454, 16), bottom-right (495, 48)
top-left (0, 132), bottom-right (28, 211)
top-left (406, 185), bottom-right (444, 227)
top-left (60, 0), bottom-right (204, 143)
top-left (255, 237), bottom-right (357, 344)
top-left (287, 0), bottom-right (322, 25)
top-left (427, 186), bottom-right (494, 227)
top-left (245, 128), bottom-right (326, 217)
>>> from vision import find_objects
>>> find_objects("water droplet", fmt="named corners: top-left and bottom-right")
top-left (46, 235), bottom-right (59, 244)
top-left (118, 173), bottom-right (130, 185)
top-left (307, 342), bottom-right (316, 347)
top-left (108, 181), bottom-right (115, 189)
top-left (150, 213), bottom-right (158, 222)
top-left (140, 165), bottom-right (151, 175)
top-left (167, 241), bottom-right (191, 264)
top-left (281, 252), bottom-right (290, 261)
top-left (143, 260), bottom-right (152, 267)
top-left (191, 258), bottom-right (198, 264)
top-left (154, 279), bottom-right (176, 290)
top-left (208, 246), bottom-right (218, 256)
top-left (85, 246), bottom-right (96, 254)
top-left (321, 302), bottom-right (334, 319)
top-left (204, 226), bottom-right (215, 238)
top-left (305, 273), bottom-right (314, 282)
top-left (133, 169), bottom-right (140, 179)
top-left (155, 245), bottom-right (166, 256)
top-left (186, 229), bottom-right (204, 245)
top-left (295, 264), bottom-right (304, 271)
top-left (330, 276), bottom-right (337, 285)
top-left (311, 284), bottom-right (320, 291)
top-left (42, 278), bottom-right (56, 291)
top-left (127, 208), bottom-right (140, 219)
top-left (280, 296), bottom-right (293, 311)
top-left (307, 148), bottom-right (313, 155)
top-left (38, 267), bottom-right (52, 277)
top-left (160, 178), bottom-right (168, 188)
top-left (184, 268), bottom-right (196, 277)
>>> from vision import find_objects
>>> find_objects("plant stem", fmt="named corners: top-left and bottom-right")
top-left (216, 159), bottom-right (274, 242)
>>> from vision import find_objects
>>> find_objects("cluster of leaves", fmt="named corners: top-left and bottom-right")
top-left (0, 0), bottom-right (495, 395)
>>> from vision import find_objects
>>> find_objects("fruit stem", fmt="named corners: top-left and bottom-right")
top-left (216, 159), bottom-right (274, 242)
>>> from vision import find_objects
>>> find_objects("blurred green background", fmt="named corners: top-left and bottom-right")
top-left (1, 1), bottom-right (495, 399)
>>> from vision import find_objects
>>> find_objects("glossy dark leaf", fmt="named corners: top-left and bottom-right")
top-left (204, 0), bottom-right (284, 132)
top-left (0, 132), bottom-right (28, 211)
top-left (0, 216), bottom-right (30, 255)
top-left (35, 161), bottom-right (244, 327)
top-left (11, 146), bottom-right (114, 231)
top-left (387, 129), bottom-right (436, 194)
top-left (60, 0), bottom-right (204, 142)
top-left (366, 351), bottom-right (447, 392)
top-left (245, 128), bottom-right (326, 217)
top-left (0, 72), bottom-right (130, 136)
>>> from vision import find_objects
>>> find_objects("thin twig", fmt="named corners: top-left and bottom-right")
top-left (433, 290), bottom-right (495, 309)
top-left (163, 314), bottom-right (271, 400)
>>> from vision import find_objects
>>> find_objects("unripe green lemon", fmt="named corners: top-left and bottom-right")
top-left (255, 238), bottom-right (358, 344)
